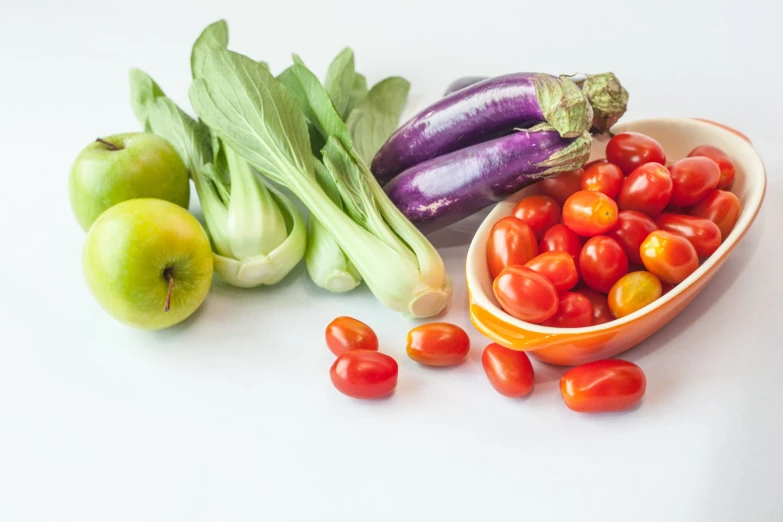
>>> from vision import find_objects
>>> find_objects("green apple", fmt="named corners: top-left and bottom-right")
top-left (69, 132), bottom-right (190, 231)
top-left (83, 199), bottom-right (213, 330)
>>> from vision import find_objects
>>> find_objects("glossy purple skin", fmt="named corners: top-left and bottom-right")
top-left (371, 73), bottom-right (549, 185)
top-left (384, 130), bottom-right (574, 234)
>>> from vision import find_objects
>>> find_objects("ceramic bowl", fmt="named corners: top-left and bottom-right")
top-left (466, 118), bottom-right (766, 366)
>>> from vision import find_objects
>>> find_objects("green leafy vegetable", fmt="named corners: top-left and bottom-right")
top-left (346, 76), bottom-right (410, 163)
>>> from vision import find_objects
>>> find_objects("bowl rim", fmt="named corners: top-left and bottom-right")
top-left (466, 117), bottom-right (767, 335)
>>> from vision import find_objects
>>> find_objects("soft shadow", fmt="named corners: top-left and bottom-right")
top-left (427, 207), bottom-right (494, 249)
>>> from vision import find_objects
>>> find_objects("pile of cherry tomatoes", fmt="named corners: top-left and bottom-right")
top-left (489, 132), bottom-right (741, 327)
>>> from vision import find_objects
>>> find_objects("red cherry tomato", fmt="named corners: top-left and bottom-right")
top-left (481, 343), bottom-right (534, 398)
top-left (668, 157), bottom-right (721, 207)
top-left (560, 359), bottom-right (646, 413)
top-left (493, 265), bottom-right (559, 324)
top-left (578, 286), bottom-right (614, 325)
top-left (640, 230), bottom-right (699, 284)
top-left (689, 190), bottom-right (741, 240)
top-left (606, 132), bottom-right (666, 175)
top-left (581, 162), bottom-right (624, 199)
top-left (406, 323), bottom-right (470, 367)
top-left (618, 162), bottom-right (673, 217)
top-left (512, 195), bottom-right (561, 239)
top-left (562, 190), bottom-right (619, 236)
top-left (330, 350), bottom-right (398, 399)
top-left (486, 216), bottom-right (538, 279)
top-left (525, 251), bottom-right (579, 294)
top-left (656, 213), bottom-right (721, 258)
top-left (579, 236), bottom-right (629, 293)
top-left (583, 158), bottom-right (608, 169)
top-left (542, 292), bottom-right (593, 328)
top-left (607, 271), bottom-right (663, 318)
top-left (539, 224), bottom-right (582, 268)
top-left (537, 169), bottom-right (583, 205)
top-left (688, 144), bottom-right (736, 189)
top-left (661, 282), bottom-right (675, 295)
top-left (606, 210), bottom-right (658, 265)
top-left (325, 316), bottom-right (379, 356)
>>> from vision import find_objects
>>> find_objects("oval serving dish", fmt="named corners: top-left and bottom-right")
top-left (466, 118), bottom-right (766, 366)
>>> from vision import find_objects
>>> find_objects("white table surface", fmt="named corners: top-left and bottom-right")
top-left (2, 1), bottom-right (782, 520)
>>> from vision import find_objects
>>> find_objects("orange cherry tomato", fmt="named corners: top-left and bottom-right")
top-left (542, 292), bottom-right (594, 328)
top-left (539, 224), bottom-right (582, 268)
top-left (560, 359), bottom-right (646, 413)
top-left (406, 323), bottom-right (470, 367)
top-left (580, 236), bottom-right (629, 293)
top-left (606, 210), bottom-right (658, 265)
top-left (525, 251), bottom-right (579, 293)
top-left (668, 157), bottom-right (721, 207)
top-left (562, 190), bottom-right (619, 236)
top-left (618, 162), bottom-right (673, 218)
top-left (325, 316), bottom-right (379, 356)
top-left (330, 350), bottom-right (398, 399)
top-left (606, 132), bottom-right (666, 175)
top-left (689, 190), bottom-right (741, 239)
top-left (581, 162), bottom-right (624, 199)
top-left (486, 216), bottom-right (538, 279)
top-left (493, 265), bottom-right (559, 324)
top-left (512, 195), bottom-right (561, 239)
top-left (578, 286), bottom-right (614, 325)
top-left (656, 213), bottom-right (722, 258)
top-left (481, 343), bottom-right (534, 398)
top-left (607, 271), bottom-right (663, 318)
top-left (688, 144), bottom-right (736, 189)
top-left (640, 230), bottom-right (699, 284)
top-left (537, 169), bottom-right (584, 205)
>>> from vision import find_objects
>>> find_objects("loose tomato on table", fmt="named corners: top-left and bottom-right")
top-left (581, 161), bottom-right (624, 199)
top-left (606, 210), bottom-right (658, 265)
top-left (580, 236), bottom-right (629, 293)
top-left (406, 323), bottom-right (470, 367)
top-left (607, 271), bottom-right (663, 319)
top-left (486, 216), bottom-right (538, 279)
top-left (562, 190), bottom-right (619, 236)
top-left (617, 162), bottom-right (673, 217)
top-left (481, 343), bottom-right (535, 398)
top-left (689, 189), bottom-right (741, 239)
top-left (605, 132), bottom-right (666, 175)
top-left (493, 265), bottom-right (559, 324)
top-left (542, 292), bottom-right (594, 328)
top-left (330, 350), bottom-right (398, 399)
top-left (656, 214), bottom-right (721, 258)
top-left (560, 359), bottom-right (646, 413)
top-left (524, 251), bottom-right (579, 293)
top-left (688, 144), bottom-right (736, 189)
top-left (325, 316), bottom-right (379, 356)
top-left (640, 230), bottom-right (699, 284)
top-left (577, 286), bottom-right (614, 325)
top-left (512, 195), bottom-right (561, 239)
top-left (668, 157), bottom-right (721, 207)
top-left (539, 224), bottom-right (582, 267)
top-left (537, 169), bottom-right (583, 205)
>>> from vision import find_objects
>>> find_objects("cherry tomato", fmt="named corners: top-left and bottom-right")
top-left (537, 169), bottom-right (583, 205)
top-left (562, 190), bottom-right (619, 236)
top-left (406, 323), bottom-right (470, 367)
top-left (688, 144), bottom-right (736, 189)
top-left (525, 251), bottom-right (579, 293)
top-left (661, 282), bottom-right (675, 295)
top-left (560, 359), bottom-right (646, 413)
top-left (689, 190), bottom-right (741, 239)
top-left (486, 216), bottom-right (538, 279)
top-left (542, 292), bottom-right (594, 328)
top-left (539, 224), bottom-right (582, 268)
top-left (578, 286), bottom-right (614, 325)
top-left (493, 265), bottom-right (559, 324)
top-left (640, 230), bottom-right (699, 284)
top-left (330, 350), bottom-right (398, 399)
top-left (605, 132), bottom-right (666, 175)
top-left (325, 316), bottom-right (379, 356)
top-left (579, 236), bottom-right (629, 293)
top-left (607, 271), bottom-right (662, 318)
top-left (668, 157), bottom-right (721, 207)
top-left (481, 343), bottom-right (534, 398)
top-left (618, 162), bottom-right (673, 217)
top-left (512, 195), bottom-right (561, 239)
top-left (583, 158), bottom-right (608, 169)
top-left (606, 210), bottom-right (658, 265)
top-left (656, 213), bottom-right (721, 258)
top-left (581, 162), bottom-right (624, 199)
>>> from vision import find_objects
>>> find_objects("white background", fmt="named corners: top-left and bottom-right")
top-left (1, 0), bottom-right (782, 520)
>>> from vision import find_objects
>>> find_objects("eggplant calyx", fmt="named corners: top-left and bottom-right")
top-left (579, 72), bottom-right (629, 134)
top-left (534, 74), bottom-right (593, 139)
top-left (533, 130), bottom-right (592, 176)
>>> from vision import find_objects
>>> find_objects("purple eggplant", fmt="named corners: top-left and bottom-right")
top-left (444, 72), bottom-right (629, 134)
top-left (371, 73), bottom-right (592, 185)
top-left (384, 125), bottom-right (591, 234)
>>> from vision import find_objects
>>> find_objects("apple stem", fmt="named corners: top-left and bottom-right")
top-left (95, 138), bottom-right (120, 151)
top-left (164, 268), bottom-right (174, 313)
